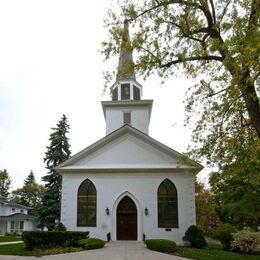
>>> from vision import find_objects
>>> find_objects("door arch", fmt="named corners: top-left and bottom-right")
top-left (116, 196), bottom-right (137, 240)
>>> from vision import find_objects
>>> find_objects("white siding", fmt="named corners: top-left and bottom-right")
top-left (105, 106), bottom-right (150, 135)
top-left (74, 134), bottom-right (178, 168)
top-left (61, 172), bottom-right (196, 243)
top-left (2, 205), bottom-right (28, 216)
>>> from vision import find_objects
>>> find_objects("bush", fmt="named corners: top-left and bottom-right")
top-left (78, 238), bottom-right (105, 250)
top-left (183, 225), bottom-right (207, 248)
top-left (53, 222), bottom-right (67, 231)
top-left (145, 239), bottom-right (176, 253)
top-left (231, 227), bottom-right (260, 254)
top-left (212, 223), bottom-right (237, 250)
top-left (22, 231), bottom-right (89, 250)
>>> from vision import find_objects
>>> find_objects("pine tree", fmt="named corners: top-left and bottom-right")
top-left (38, 115), bottom-right (71, 230)
top-left (0, 169), bottom-right (11, 197)
top-left (12, 170), bottom-right (45, 215)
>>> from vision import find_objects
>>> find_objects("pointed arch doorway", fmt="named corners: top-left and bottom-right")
top-left (116, 196), bottom-right (137, 240)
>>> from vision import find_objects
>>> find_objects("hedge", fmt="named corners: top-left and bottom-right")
top-left (78, 238), bottom-right (105, 249)
top-left (145, 239), bottom-right (176, 253)
top-left (212, 224), bottom-right (237, 250)
top-left (22, 231), bottom-right (89, 249)
top-left (183, 225), bottom-right (207, 248)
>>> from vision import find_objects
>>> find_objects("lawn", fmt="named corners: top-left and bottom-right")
top-left (174, 244), bottom-right (260, 260)
top-left (0, 243), bottom-right (83, 256)
top-left (0, 236), bottom-right (22, 242)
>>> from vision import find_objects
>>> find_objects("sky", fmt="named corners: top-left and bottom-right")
top-left (0, 0), bottom-right (209, 190)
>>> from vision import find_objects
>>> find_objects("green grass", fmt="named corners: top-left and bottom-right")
top-left (0, 243), bottom-right (84, 256)
top-left (0, 236), bottom-right (22, 242)
top-left (174, 244), bottom-right (260, 260)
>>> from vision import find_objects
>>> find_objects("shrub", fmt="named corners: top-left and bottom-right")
top-left (145, 239), bottom-right (176, 253)
top-left (53, 222), bottom-right (67, 231)
top-left (212, 223), bottom-right (237, 250)
top-left (231, 227), bottom-right (260, 254)
top-left (183, 225), bottom-right (207, 248)
top-left (22, 231), bottom-right (89, 250)
top-left (78, 238), bottom-right (105, 250)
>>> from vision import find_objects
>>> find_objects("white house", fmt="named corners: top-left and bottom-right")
top-left (0, 196), bottom-right (37, 234)
top-left (57, 21), bottom-right (203, 243)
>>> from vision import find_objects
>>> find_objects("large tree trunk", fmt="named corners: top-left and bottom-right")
top-left (240, 74), bottom-right (260, 137)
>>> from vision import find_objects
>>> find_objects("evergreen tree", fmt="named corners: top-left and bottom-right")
top-left (12, 170), bottom-right (45, 215)
top-left (0, 169), bottom-right (11, 197)
top-left (38, 115), bottom-right (71, 230)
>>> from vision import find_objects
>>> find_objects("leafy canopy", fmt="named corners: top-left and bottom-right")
top-left (12, 170), bottom-right (45, 215)
top-left (102, 0), bottom-right (260, 166)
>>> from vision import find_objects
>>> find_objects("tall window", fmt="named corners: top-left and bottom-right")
top-left (77, 179), bottom-right (97, 227)
top-left (158, 179), bottom-right (178, 228)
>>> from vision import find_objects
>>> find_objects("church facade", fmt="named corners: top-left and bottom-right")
top-left (57, 21), bottom-right (202, 243)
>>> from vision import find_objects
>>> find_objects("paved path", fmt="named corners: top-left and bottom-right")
top-left (0, 241), bottom-right (23, 246)
top-left (0, 241), bottom-right (189, 260)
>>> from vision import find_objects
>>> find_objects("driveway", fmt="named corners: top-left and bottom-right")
top-left (0, 241), bottom-right (189, 260)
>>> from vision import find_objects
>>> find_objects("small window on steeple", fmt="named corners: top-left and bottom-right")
top-left (123, 112), bottom-right (131, 124)
top-left (134, 85), bottom-right (140, 100)
top-left (112, 87), bottom-right (118, 101)
top-left (121, 84), bottom-right (130, 100)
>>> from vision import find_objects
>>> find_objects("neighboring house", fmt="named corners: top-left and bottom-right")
top-left (56, 21), bottom-right (203, 243)
top-left (0, 196), bottom-right (37, 234)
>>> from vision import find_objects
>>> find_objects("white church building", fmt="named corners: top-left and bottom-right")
top-left (57, 21), bottom-right (203, 243)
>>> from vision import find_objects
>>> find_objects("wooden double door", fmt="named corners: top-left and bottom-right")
top-left (116, 196), bottom-right (137, 240)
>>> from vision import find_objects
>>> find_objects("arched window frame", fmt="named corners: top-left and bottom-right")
top-left (77, 179), bottom-right (97, 227)
top-left (157, 178), bottom-right (178, 228)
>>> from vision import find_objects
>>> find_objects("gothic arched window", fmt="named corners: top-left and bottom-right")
top-left (158, 179), bottom-right (178, 228)
top-left (77, 179), bottom-right (96, 227)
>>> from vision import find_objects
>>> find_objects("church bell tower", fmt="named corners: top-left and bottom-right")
top-left (102, 20), bottom-right (153, 135)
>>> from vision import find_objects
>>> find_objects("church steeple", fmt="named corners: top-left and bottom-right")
top-left (111, 20), bottom-right (142, 101)
top-left (102, 20), bottom-right (153, 135)
top-left (116, 20), bottom-right (136, 81)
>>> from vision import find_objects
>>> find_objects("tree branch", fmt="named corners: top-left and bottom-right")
top-left (207, 87), bottom-right (229, 97)
top-left (218, 0), bottom-right (232, 24)
top-left (139, 46), bottom-right (162, 64)
top-left (160, 55), bottom-right (223, 67)
top-left (209, 0), bottom-right (216, 25)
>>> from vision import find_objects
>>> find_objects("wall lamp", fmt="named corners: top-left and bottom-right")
top-left (145, 208), bottom-right (148, 216)
top-left (106, 208), bottom-right (110, 215)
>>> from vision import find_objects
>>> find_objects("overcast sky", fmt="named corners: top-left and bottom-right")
top-left (0, 0), bottom-right (208, 190)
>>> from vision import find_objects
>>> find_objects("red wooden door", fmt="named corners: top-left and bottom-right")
top-left (117, 196), bottom-right (137, 240)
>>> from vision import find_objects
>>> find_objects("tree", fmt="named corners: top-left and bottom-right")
top-left (209, 136), bottom-right (260, 229)
top-left (0, 169), bottom-right (11, 197)
top-left (102, 0), bottom-right (260, 166)
top-left (12, 170), bottom-right (45, 215)
top-left (195, 181), bottom-right (220, 234)
top-left (38, 115), bottom-right (71, 230)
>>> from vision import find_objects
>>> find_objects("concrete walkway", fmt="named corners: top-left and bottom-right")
top-left (0, 241), bottom-right (189, 260)
top-left (0, 241), bottom-right (23, 245)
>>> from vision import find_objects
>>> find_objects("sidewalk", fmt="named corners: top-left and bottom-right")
top-left (0, 241), bottom-right (23, 246)
top-left (0, 241), bottom-right (189, 260)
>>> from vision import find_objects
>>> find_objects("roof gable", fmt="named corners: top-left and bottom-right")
top-left (56, 125), bottom-right (203, 173)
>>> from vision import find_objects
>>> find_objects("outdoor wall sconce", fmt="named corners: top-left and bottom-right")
top-left (106, 208), bottom-right (110, 215)
top-left (145, 208), bottom-right (148, 216)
